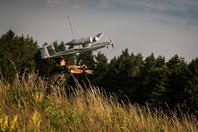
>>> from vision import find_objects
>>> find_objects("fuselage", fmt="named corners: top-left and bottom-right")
top-left (65, 33), bottom-right (104, 47)
top-left (66, 37), bottom-right (92, 46)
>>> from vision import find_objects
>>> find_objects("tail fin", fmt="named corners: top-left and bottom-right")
top-left (93, 33), bottom-right (104, 43)
top-left (40, 47), bottom-right (50, 59)
top-left (47, 44), bottom-right (56, 55)
top-left (39, 44), bottom-right (56, 59)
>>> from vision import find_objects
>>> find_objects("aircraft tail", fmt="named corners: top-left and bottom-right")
top-left (47, 44), bottom-right (56, 55)
top-left (39, 44), bottom-right (56, 59)
top-left (93, 33), bottom-right (104, 43)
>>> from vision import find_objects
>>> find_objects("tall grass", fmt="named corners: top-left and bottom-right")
top-left (0, 73), bottom-right (197, 131)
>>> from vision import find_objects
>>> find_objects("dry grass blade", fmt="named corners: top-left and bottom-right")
top-left (0, 73), bottom-right (197, 131)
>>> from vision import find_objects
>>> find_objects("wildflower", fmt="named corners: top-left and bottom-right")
top-left (0, 117), bottom-right (2, 129)
top-left (31, 111), bottom-right (41, 126)
top-left (32, 92), bottom-right (43, 102)
top-left (10, 115), bottom-right (18, 130)
top-left (0, 115), bottom-right (8, 132)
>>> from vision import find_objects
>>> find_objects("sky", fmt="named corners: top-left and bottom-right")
top-left (0, 0), bottom-right (198, 62)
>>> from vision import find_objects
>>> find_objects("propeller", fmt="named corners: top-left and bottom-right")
top-left (108, 35), bottom-right (114, 49)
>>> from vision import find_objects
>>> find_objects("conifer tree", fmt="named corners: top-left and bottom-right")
top-left (183, 58), bottom-right (198, 115)
top-left (0, 30), bottom-right (38, 82)
top-left (166, 55), bottom-right (188, 109)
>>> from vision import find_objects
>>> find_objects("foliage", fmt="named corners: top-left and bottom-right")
top-left (183, 58), bottom-right (198, 115)
top-left (1, 30), bottom-right (198, 116)
top-left (92, 51), bottom-right (109, 84)
top-left (76, 51), bottom-right (95, 68)
top-left (0, 30), bottom-right (38, 82)
top-left (101, 51), bottom-right (198, 115)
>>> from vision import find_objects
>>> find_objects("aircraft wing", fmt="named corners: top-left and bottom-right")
top-left (40, 45), bottom-right (81, 59)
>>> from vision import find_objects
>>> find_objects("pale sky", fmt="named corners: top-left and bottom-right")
top-left (0, 0), bottom-right (198, 61)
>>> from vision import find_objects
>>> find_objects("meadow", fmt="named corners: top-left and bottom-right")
top-left (0, 73), bottom-right (197, 131)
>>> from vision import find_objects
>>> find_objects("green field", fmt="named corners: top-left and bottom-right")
top-left (0, 73), bottom-right (197, 131)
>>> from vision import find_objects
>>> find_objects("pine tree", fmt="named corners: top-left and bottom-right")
top-left (166, 55), bottom-right (188, 109)
top-left (92, 51), bottom-right (109, 84)
top-left (0, 30), bottom-right (38, 82)
top-left (76, 51), bottom-right (95, 69)
top-left (183, 58), bottom-right (198, 115)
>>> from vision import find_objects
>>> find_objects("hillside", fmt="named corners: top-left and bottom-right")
top-left (0, 73), bottom-right (197, 131)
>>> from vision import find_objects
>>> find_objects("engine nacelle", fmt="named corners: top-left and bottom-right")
top-left (81, 37), bottom-right (92, 47)
top-left (93, 37), bottom-right (99, 42)
top-left (47, 44), bottom-right (56, 55)
top-left (89, 37), bottom-right (93, 43)
top-left (80, 37), bottom-right (93, 44)
top-left (66, 37), bottom-right (93, 45)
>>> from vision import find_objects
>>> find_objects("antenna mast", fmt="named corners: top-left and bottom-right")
top-left (67, 16), bottom-right (75, 39)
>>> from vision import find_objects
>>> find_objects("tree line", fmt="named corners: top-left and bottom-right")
top-left (0, 30), bottom-right (197, 116)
